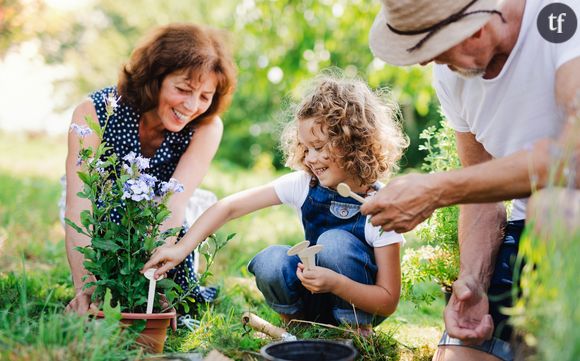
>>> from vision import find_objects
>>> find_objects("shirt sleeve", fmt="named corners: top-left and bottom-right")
top-left (271, 171), bottom-right (310, 209)
top-left (554, 0), bottom-right (580, 68)
top-left (433, 65), bottom-right (471, 133)
top-left (364, 221), bottom-right (405, 247)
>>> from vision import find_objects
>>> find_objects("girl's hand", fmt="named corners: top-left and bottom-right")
top-left (296, 263), bottom-right (341, 294)
top-left (142, 244), bottom-right (187, 279)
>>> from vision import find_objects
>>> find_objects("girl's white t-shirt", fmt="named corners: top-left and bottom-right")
top-left (272, 171), bottom-right (404, 247)
top-left (433, 0), bottom-right (580, 220)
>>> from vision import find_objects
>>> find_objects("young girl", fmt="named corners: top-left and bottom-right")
top-left (143, 75), bottom-right (409, 331)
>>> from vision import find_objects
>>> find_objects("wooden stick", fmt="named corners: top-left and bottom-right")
top-left (241, 312), bottom-right (297, 341)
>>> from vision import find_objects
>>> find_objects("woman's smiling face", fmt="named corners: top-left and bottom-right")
top-left (155, 70), bottom-right (218, 132)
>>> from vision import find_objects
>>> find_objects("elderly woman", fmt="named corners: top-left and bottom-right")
top-left (64, 23), bottom-right (236, 314)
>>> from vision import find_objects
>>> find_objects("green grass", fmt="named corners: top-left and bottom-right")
top-left (0, 131), bottom-right (443, 360)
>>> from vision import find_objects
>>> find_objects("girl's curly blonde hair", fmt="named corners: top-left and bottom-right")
top-left (281, 75), bottom-right (409, 187)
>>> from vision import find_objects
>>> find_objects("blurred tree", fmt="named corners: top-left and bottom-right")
top-left (0, 0), bottom-right (43, 57)
top-left (5, 0), bottom-right (443, 171)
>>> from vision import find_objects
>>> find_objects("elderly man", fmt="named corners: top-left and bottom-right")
top-left (363, 0), bottom-right (580, 360)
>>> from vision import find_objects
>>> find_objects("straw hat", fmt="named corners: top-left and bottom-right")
top-left (369, 0), bottom-right (504, 66)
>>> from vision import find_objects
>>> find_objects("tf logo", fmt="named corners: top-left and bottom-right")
top-left (537, 2), bottom-right (577, 43)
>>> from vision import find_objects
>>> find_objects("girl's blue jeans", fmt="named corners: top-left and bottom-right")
top-left (248, 229), bottom-right (385, 326)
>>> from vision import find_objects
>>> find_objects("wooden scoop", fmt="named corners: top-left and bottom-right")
top-left (337, 183), bottom-right (366, 203)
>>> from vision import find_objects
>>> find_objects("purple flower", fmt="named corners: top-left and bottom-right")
top-left (122, 151), bottom-right (137, 164)
top-left (160, 178), bottom-right (184, 195)
top-left (70, 124), bottom-right (93, 138)
top-left (122, 163), bottom-right (133, 176)
top-left (95, 160), bottom-right (106, 175)
top-left (104, 93), bottom-right (121, 115)
top-left (139, 173), bottom-right (157, 187)
top-left (122, 151), bottom-right (150, 170)
top-left (122, 178), bottom-right (154, 202)
top-left (135, 156), bottom-right (150, 170)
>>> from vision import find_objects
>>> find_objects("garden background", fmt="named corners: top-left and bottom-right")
top-left (2, 0), bottom-right (575, 360)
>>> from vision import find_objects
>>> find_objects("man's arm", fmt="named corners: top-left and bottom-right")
top-left (439, 56), bottom-right (580, 204)
top-left (362, 57), bottom-right (580, 233)
top-left (454, 132), bottom-right (506, 290)
top-left (444, 131), bottom-right (506, 343)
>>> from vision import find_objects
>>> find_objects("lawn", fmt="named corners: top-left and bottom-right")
top-left (0, 131), bottom-right (444, 360)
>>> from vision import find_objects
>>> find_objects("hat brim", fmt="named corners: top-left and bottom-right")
top-left (369, 0), bottom-right (501, 66)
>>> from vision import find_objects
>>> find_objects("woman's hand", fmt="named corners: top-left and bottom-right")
top-left (142, 243), bottom-right (187, 279)
top-left (65, 289), bottom-right (98, 315)
top-left (296, 263), bottom-right (341, 294)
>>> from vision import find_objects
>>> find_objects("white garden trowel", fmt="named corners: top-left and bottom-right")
top-left (286, 241), bottom-right (323, 271)
top-left (143, 268), bottom-right (165, 314)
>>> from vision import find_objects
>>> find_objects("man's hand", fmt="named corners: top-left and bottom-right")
top-left (65, 290), bottom-right (95, 315)
top-left (142, 243), bottom-right (187, 279)
top-left (444, 276), bottom-right (494, 345)
top-left (361, 173), bottom-right (442, 233)
top-left (296, 264), bottom-right (340, 294)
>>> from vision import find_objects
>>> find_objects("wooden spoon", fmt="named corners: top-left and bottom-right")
top-left (337, 183), bottom-right (366, 203)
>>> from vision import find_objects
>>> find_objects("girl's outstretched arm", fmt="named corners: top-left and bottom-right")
top-left (143, 183), bottom-right (282, 278)
top-left (297, 243), bottom-right (401, 317)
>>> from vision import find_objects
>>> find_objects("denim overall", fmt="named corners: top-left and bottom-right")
top-left (248, 181), bottom-right (384, 326)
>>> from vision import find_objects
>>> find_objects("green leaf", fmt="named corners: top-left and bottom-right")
top-left (128, 319), bottom-right (147, 334)
top-left (80, 210), bottom-right (93, 229)
top-left (102, 289), bottom-right (122, 323)
top-left (155, 209), bottom-right (171, 223)
top-left (77, 171), bottom-right (92, 185)
top-left (156, 278), bottom-right (179, 290)
top-left (65, 218), bottom-right (88, 236)
top-left (91, 238), bottom-right (121, 252)
top-left (84, 115), bottom-right (104, 139)
top-left (181, 302), bottom-right (190, 314)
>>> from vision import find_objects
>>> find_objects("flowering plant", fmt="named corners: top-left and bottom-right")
top-left (66, 94), bottom-right (185, 313)
top-left (401, 120), bottom-right (460, 306)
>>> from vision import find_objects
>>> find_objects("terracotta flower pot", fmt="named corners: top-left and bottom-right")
top-left (97, 308), bottom-right (177, 353)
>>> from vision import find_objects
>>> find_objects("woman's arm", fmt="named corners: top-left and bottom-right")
top-left (64, 99), bottom-right (101, 313)
top-left (161, 116), bottom-right (223, 243)
top-left (298, 243), bottom-right (401, 317)
top-left (144, 183), bottom-right (283, 278)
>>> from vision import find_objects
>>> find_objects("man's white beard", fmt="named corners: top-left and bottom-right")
top-left (450, 65), bottom-right (486, 79)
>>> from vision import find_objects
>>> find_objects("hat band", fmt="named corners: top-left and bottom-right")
top-left (386, 0), bottom-right (505, 53)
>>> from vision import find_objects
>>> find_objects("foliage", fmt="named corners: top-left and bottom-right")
top-left (511, 219), bottom-right (580, 360)
top-left (402, 120), bottom-right (460, 306)
top-left (510, 116), bottom-right (580, 361)
top-left (65, 96), bottom-right (184, 313)
top-left (4, 0), bottom-right (442, 170)
top-left (164, 232), bottom-right (235, 313)
top-left (165, 284), bottom-right (401, 360)
top-left (1, 133), bottom-right (443, 359)
top-left (0, 268), bottom-right (143, 360)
